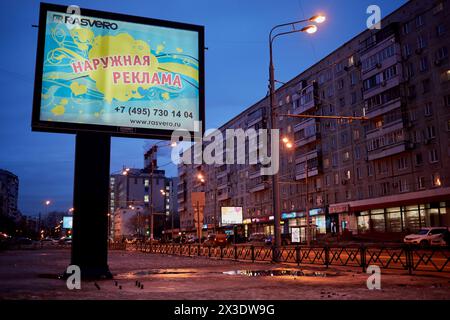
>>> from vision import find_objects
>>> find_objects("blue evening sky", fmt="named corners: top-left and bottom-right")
top-left (0, 0), bottom-right (406, 215)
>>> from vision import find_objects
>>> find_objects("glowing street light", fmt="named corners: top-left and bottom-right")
top-left (309, 14), bottom-right (326, 24)
top-left (301, 25), bottom-right (318, 34)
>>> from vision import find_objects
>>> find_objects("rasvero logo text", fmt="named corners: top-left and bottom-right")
top-left (52, 14), bottom-right (119, 30)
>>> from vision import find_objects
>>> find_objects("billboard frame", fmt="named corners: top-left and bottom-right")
top-left (32, 2), bottom-right (205, 140)
top-left (220, 206), bottom-right (243, 226)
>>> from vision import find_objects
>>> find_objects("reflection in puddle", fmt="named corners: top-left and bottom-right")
top-left (223, 270), bottom-right (330, 277)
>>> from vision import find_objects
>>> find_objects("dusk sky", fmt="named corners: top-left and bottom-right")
top-left (0, 0), bottom-right (406, 216)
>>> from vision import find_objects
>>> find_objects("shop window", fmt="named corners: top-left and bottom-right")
top-left (386, 208), bottom-right (402, 232)
top-left (357, 214), bottom-right (370, 233)
top-left (371, 213), bottom-right (386, 232)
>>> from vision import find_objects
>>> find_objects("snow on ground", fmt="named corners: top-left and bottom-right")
top-left (0, 248), bottom-right (449, 300)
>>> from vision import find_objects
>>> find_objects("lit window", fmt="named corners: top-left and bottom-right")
top-left (432, 173), bottom-right (442, 187)
top-left (144, 179), bottom-right (149, 187)
top-left (144, 195), bottom-right (149, 203)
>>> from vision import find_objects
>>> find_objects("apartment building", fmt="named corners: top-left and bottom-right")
top-left (178, 0), bottom-right (450, 238)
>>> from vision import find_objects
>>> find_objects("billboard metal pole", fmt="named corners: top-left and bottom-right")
top-left (70, 132), bottom-right (112, 279)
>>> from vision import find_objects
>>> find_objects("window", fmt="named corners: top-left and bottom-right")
top-left (419, 57), bottom-right (428, 72)
top-left (381, 182), bottom-right (390, 196)
top-left (144, 195), bottom-right (149, 203)
top-left (408, 85), bottom-right (416, 98)
top-left (403, 22), bottom-right (410, 35)
top-left (350, 72), bottom-right (357, 86)
top-left (345, 190), bottom-right (351, 200)
top-left (343, 151), bottom-right (350, 161)
top-left (424, 102), bottom-right (432, 116)
top-left (335, 62), bottom-right (344, 73)
top-left (415, 153), bottom-right (423, 166)
top-left (404, 43), bottom-right (411, 57)
top-left (368, 185), bottom-right (374, 197)
top-left (383, 65), bottom-right (397, 81)
top-left (397, 157), bottom-right (407, 170)
top-left (422, 79), bottom-right (431, 93)
top-left (334, 173), bottom-right (339, 185)
top-left (144, 179), bottom-right (149, 187)
top-left (345, 170), bottom-right (351, 180)
top-left (436, 46), bottom-right (448, 60)
top-left (437, 24), bottom-right (445, 37)
top-left (426, 125), bottom-right (436, 139)
top-left (417, 36), bottom-right (427, 49)
top-left (348, 55), bottom-right (354, 67)
top-left (323, 158), bottom-right (330, 168)
top-left (441, 70), bottom-right (450, 82)
top-left (399, 179), bottom-right (409, 192)
top-left (406, 63), bottom-right (414, 78)
top-left (416, 14), bottom-right (424, 28)
top-left (332, 153), bottom-right (338, 167)
top-left (339, 97), bottom-right (345, 108)
top-left (432, 173), bottom-right (442, 187)
top-left (325, 175), bottom-right (330, 186)
top-left (337, 79), bottom-right (345, 90)
top-left (351, 92), bottom-right (357, 105)
top-left (429, 149), bottom-right (439, 163)
top-left (409, 110), bottom-right (417, 122)
top-left (357, 167), bottom-right (362, 179)
top-left (353, 129), bottom-right (360, 140)
top-left (418, 177), bottom-right (426, 189)
top-left (355, 146), bottom-right (361, 159)
top-left (367, 164), bottom-right (373, 176)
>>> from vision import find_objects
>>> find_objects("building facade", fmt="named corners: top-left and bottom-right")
top-left (178, 0), bottom-right (450, 238)
top-left (0, 169), bottom-right (19, 218)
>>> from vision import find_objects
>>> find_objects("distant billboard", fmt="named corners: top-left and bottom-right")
top-left (32, 3), bottom-right (204, 139)
top-left (221, 207), bottom-right (243, 225)
top-left (63, 216), bottom-right (73, 229)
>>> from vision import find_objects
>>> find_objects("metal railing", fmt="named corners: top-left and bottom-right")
top-left (111, 243), bottom-right (450, 274)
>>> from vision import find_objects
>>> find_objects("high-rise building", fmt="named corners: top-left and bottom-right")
top-left (178, 0), bottom-right (450, 238)
top-left (0, 169), bottom-right (19, 218)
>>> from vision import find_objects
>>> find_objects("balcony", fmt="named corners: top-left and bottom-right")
top-left (249, 167), bottom-right (261, 179)
top-left (295, 149), bottom-right (320, 165)
top-left (295, 166), bottom-right (319, 180)
top-left (217, 189), bottom-right (230, 201)
top-left (217, 178), bottom-right (228, 189)
top-left (177, 195), bottom-right (185, 204)
top-left (247, 108), bottom-right (265, 127)
top-left (216, 169), bottom-right (228, 179)
top-left (294, 118), bottom-right (316, 133)
top-left (365, 97), bottom-right (402, 119)
top-left (295, 133), bottom-right (319, 148)
top-left (367, 128), bottom-right (408, 160)
top-left (248, 176), bottom-right (269, 193)
top-left (366, 118), bottom-right (403, 140)
top-left (362, 72), bottom-right (402, 100)
top-left (293, 83), bottom-right (317, 115)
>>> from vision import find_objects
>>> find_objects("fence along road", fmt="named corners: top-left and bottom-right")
top-left (109, 243), bottom-right (450, 274)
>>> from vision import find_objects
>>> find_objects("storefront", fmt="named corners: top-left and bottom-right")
top-left (355, 202), bottom-right (448, 233)
top-left (328, 204), bottom-right (358, 235)
top-left (281, 208), bottom-right (326, 235)
top-left (248, 216), bottom-right (276, 235)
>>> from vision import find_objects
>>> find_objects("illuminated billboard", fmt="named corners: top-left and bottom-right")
top-left (32, 3), bottom-right (204, 139)
top-left (221, 207), bottom-right (243, 225)
top-left (63, 216), bottom-right (73, 229)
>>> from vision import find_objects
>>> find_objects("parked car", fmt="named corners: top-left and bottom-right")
top-left (204, 234), bottom-right (227, 247)
top-left (403, 227), bottom-right (449, 247)
top-left (59, 236), bottom-right (72, 245)
top-left (248, 233), bottom-right (266, 244)
top-left (430, 230), bottom-right (450, 247)
top-left (41, 237), bottom-right (58, 245)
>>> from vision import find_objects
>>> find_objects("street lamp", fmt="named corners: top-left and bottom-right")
top-left (268, 14), bottom-right (325, 259)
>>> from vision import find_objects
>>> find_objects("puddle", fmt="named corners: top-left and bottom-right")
top-left (223, 269), bottom-right (332, 277)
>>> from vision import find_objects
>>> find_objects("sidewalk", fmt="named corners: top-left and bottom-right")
top-left (0, 249), bottom-right (449, 300)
